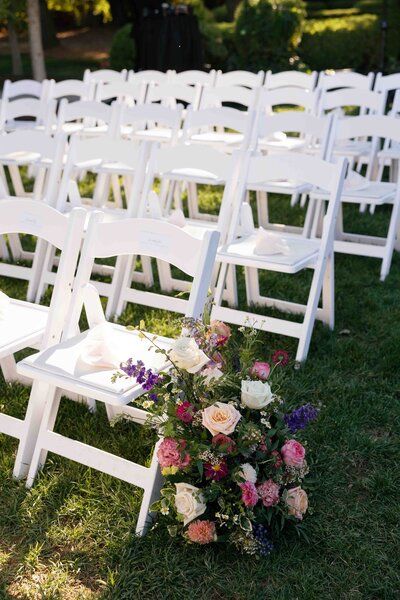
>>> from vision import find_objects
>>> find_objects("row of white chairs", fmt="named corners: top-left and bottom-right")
top-left (0, 148), bottom-right (347, 533)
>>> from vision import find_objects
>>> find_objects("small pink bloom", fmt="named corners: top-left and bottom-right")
top-left (157, 437), bottom-right (191, 469)
top-left (281, 439), bottom-right (306, 467)
top-left (271, 450), bottom-right (283, 469)
top-left (176, 401), bottom-right (194, 423)
top-left (239, 481), bottom-right (258, 507)
top-left (250, 361), bottom-right (271, 380)
top-left (258, 434), bottom-right (268, 454)
top-left (210, 321), bottom-right (231, 347)
top-left (271, 349), bottom-right (289, 366)
top-left (204, 459), bottom-right (228, 481)
top-left (257, 479), bottom-right (280, 507)
top-left (187, 520), bottom-right (216, 544)
top-left (212, 433), bottom-right (236, 454)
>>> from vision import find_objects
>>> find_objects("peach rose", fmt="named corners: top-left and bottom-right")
top-left (202, 402), bottom-right (241, 436)
top-left (286, 486), bottom-right (308, 520)
top-left (175, 483), bottom-right (207, 526)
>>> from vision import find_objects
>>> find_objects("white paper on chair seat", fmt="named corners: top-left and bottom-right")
top-left (0, 291), bottom-right (10, 320)
top-left (344, 171), bottom-right (369, 191)
top-left (253, 228), bottom-right (290, 256)
top-left (167, 209), bottom-right (186, 228)
top-left (79, 323), bottom-right (125, 370)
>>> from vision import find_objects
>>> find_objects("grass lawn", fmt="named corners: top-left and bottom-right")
top-left (0, 184), bottom-right (399, 599)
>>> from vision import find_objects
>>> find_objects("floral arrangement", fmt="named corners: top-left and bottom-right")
top-left (114, 319), bottom-right (318, 556)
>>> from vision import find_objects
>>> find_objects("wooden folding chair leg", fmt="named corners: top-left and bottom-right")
top-left (13, 381), bottom-right (56, 480)
top-left (380, 198), bottom-right (400, 281)
top-left (25, 386), bottom-right (61, 487)
top-left (256, 190), bottom-right (269, 228)
top-left (135, 439), bottom-right (164, 536)
top-left (0, 355), bottom-right (32, 385)
top-left (321, 253), bottom-right (335, 329)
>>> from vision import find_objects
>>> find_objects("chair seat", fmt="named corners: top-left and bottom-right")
top-left (313, 181), bottom-right (396, 204)
top-left (162, 167), bottom-right (225, 186)
top-left (0, 151), bottom-right (41, 165)
top-left (333, 140), bottom-right (372, 157)
top-left (248, 180), bottom-right (311, 195)
top-left (17, 324), bottom-right (172, 405)
top-left (91, 161), bottom-right (136, 176)
top-left (217, 233), bottom-right (319, 274)
top-left (189, 132), bottom-right (244, 147)
top-left (0, 299), bottom-right (48, 359)
top-left (257, 137), bottom-right (306, 153)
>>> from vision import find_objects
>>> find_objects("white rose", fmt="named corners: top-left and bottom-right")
top-left (201, 366), bottom-right (223, 385)
top-left (238, 463), bottom-right (257, 484)
top-left (202, 401), bottom-right (241, 436)
top-left (175, 482), bottom-right (206, 526)
top-left (169, 337), bottom-right (210, 373)
top-left (241, 379), bottom-right (274, 410)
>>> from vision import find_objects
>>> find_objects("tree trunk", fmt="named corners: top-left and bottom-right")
top-left (27, 0), bottom-right (47, 80)
top-left (8, 20), bottom-right (23, 77)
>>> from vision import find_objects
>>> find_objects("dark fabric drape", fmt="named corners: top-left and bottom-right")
top-left (133, 4), bottom-right (203, 71)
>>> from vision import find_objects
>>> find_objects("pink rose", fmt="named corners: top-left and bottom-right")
top-left (257, 479), bottom-right (280, 507)
top-left (286, 486), bottom-right (308, 520)
top-left (281, 439), bottom-right (305, 467)
top-left (239, 481), bottom-right (258, 507)
top-left (249, 361), bottom-right (271, 380)
top-left (176, 401), bottom-right (194, 423)
top-left (157, 437), bottom-right (191, 469)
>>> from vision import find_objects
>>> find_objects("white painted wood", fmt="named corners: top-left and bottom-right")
top-left (214, 70), bottom-right (264, 88)
top-left (16, 216), bottom-right (220, 535)
top-left (212, 152), bottom-right (347, 362)
top-left (264, 70), bottom-right (317, 91)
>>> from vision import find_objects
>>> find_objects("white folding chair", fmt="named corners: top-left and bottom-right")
top-left (0, 201), bottom-right (86, 389)
top-left (317, 88), bottom-right (385, 118)
top-left (264, 70), bottom-right (318, 91)
top-left (127, 70), bottom-right (169, 86)
top-left (212, 153), bottom-right (347, 363)
top-left (200, 85), bottom-right (259, 112)
top-left (34, 135), bottom-right (152, 305)
top-left (373, 72), bottom-right (400, 113)
top-left (0, 131), bottom-right (66, 301)
top-left (0, 97), bottom-right (56, 133)
top-left (256, 86), bottom-right (319, 116)
top-left (112, 144), bottom-right (242, 316)
top-left (317, 70), bottom-right (374, 92)
top-left (95, 80), bottom-right (147, 106)
top-left (250, 111), bottom-right (335, 232)
top-left (316, 114), bottom-right (400, 281)
top-left (115, 102), bottom-right (183, 145)
top-left (214, 70), bottom-right (265, 88)
top-left (15, 217), bottom-right (220, 536)
top-left (83, 68), bottom-right (128, 84)
top-left (146, 82), bottom-right (202, 110)
top-left (167, 69), bottom-right (217, 86)
top-left (54, 99), bottom-right (118, 137)
top-left (2, 79), bottom-right (47, 101)
top-left (45, 79), bottom-right (95, 104)
top-left (182, 105), bottom-right (254, 152)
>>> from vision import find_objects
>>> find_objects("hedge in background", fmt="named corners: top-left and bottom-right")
top-left (109, 24), bottom-right (136, 71)
top-left (300, 14), bottom-right (379, 72)
top-left (234, 0), bottom-right (306, 72)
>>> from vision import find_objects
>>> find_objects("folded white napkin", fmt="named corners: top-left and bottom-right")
top-left (167, 208), bottom-right (186, 228)
top-left (79, 323), bottom-right (123, 370)
top-left (253, 228), bottom-right (290, 256)
top-left (0, 291), bottom-right (10, 320)
top-left (344, 170), bottom-right (369, 191)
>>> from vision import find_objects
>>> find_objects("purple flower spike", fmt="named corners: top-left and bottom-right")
top-left (284, 403), bottom-right (319, 433)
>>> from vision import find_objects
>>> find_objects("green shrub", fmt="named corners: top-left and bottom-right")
top-left (234, 0), bottom-right (306, 72)
top-left (109, 24), bottom-right (136, 71)
top-left (300, 14), bottom-right (379, 71)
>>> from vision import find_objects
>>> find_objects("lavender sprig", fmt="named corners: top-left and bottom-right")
top-left (284, 403), bottom-right (319, 433)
